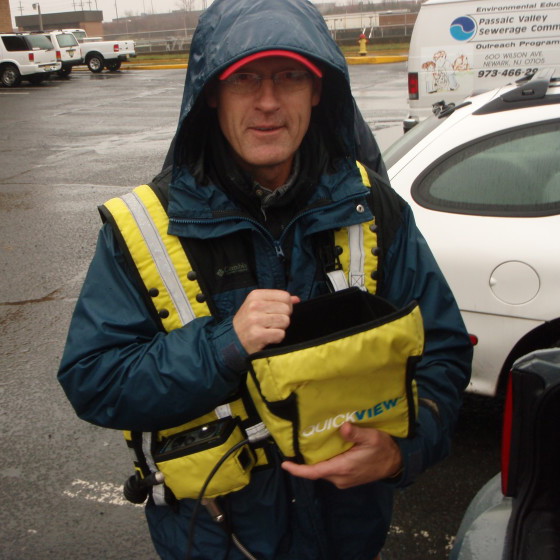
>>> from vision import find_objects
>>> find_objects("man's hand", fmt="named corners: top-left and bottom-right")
top-left (233, 289), bottom-right (300, 355)
top-left (281, 422), bottom-right (403, 489)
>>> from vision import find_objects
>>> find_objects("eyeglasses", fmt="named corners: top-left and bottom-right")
top-left (221, 70), bottom-right (315, 94)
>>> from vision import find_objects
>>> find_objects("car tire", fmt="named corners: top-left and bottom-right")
top-left (58, 67), bottom-right (72, 78)
top-left (1, 64), bottom-right (21, 88)
top-left (28, 75), bottom-right (45, 85)
top-left (105, 60), bottom-right (122, 72)
top-left (87, 54), bottom-right (104, 73)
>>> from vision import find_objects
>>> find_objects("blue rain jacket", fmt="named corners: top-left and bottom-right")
top-left (58, 0), bottom-right (472, 558)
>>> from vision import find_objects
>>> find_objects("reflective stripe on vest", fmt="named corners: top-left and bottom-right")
top-left (329, 162), bottom-right (378, 293)
top-left (103, 184), bottom-right (210, 330)
top-left (104, 184), bottom-right (270, 503)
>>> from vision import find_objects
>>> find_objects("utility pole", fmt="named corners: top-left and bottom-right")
top-left (32, 3), bottom-right (43, 31)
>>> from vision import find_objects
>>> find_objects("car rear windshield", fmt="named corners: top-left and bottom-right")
top-left (26, 34), bottom-right (54, 50)
top-left (55, 33), bottom-right (79, 47)
top-left (412, 119), bottom-right (560, 217)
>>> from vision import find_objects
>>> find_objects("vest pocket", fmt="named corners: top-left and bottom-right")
top-left (154, 418), bottom-right (256, 499)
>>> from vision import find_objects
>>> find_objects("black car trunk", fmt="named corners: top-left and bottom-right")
top-left (503, 348), bottom-right (560, 560)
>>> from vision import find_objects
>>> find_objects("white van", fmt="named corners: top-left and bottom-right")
top-left (405, 0), bottom-right (560, 129)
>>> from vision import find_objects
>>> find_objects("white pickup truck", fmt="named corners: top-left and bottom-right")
top-left (62, 28), bottom-right (135, 73)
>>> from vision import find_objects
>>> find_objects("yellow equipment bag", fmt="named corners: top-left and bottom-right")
top-left (153, 418), bottom-right (256, 500)
top-left (246, 288), bottom-right (424, 464)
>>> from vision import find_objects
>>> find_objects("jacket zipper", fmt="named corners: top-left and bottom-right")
top-left (170, 213), bottom-right (279, 256)
top-left (169, 193), bottom-right (368, 259)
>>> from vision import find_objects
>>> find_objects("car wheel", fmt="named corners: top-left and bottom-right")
top-left (105, 60), bottom-right (122, 72)
top-left (58, 67), bottom-right (72, 78)
top-left (87, 54), bottom-right (104, 73)
top-left (28, 75), bottom-right (45, 85)
top-left (1, 64), bottom-right (21, 88)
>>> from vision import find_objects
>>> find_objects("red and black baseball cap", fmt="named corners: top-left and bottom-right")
top-left (219, 49), bottom-right (323, 80)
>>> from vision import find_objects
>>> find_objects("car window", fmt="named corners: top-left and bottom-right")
top-left (26, 34), bottom-right (54, 50)
top-left (71, 31), bottom-right (87, 42)
top-left (413, 120), bottom-right (560, 217)
top-left (1, 36), bottom-right (29, 51)
top-left (55, 33), bottom-right (79, 48)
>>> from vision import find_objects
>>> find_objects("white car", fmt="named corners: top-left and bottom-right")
top-left (384, 70), bottom-right (560, 396)
top-left (41, 30), bottom-right (83, 77)
top-left (0, 33), bottom-right (60, 87)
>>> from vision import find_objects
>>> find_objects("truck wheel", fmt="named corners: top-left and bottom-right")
top-left (87, 54), bottom-right (104, 73)
top-left (58, 67), bottom-right (72, 78)
top-left (1, 64), bottom-right (21, 88)
top-left (106, 60), bottom-right (122, 72)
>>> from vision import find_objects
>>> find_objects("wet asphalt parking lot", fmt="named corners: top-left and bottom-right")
top-left (0, 63), bottom-right (502, 559)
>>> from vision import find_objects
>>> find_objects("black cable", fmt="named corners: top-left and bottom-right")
top-left (185, 438), bottom-right (250, 560)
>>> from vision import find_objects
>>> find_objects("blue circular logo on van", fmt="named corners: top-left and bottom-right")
top-left (450, 16), bottom-right (476, 41)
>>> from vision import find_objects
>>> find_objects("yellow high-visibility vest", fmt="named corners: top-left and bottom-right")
top-left (100, 162), bottom-right (421, 503)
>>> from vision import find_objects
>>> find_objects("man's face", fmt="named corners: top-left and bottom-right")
top-left (207, 57), bottom-right (321, 189)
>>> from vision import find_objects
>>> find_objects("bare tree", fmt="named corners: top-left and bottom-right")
top-left (176, 0), bottom-right (195, 12)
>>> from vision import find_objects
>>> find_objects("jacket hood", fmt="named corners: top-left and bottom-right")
top-left (173, 0), bottom-right (356, 170)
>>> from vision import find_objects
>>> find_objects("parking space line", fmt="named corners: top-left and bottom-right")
top-left (63, 478), bottom-right (141, 508)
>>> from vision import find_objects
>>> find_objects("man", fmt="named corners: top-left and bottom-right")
top-left (58, 0), bottom-right (472, 559)
top-left (160, 96), bottom-right (389, 181)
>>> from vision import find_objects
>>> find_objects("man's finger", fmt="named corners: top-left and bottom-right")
top-left (339, 422), bottom-right (377, 445)
top-left (281, 459), bottom-right (338, 480)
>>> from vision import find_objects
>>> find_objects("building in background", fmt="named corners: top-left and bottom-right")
top-left (3, 2), bottom-right (417, 53)
top-left (324, 10), bottom-right (416, 43)
top-left (102, 10), bottom-right (203, 52)
top-left (15, 10), bottom-right (103, 37)
top-left (0, 0), bottom-right (13, 32)
top-left (101, 6), bottom-right (416, 53)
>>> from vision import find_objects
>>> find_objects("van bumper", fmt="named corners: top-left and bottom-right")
top-left (38, 62), bottom-right (61, 73)
top-left (61, 59), bottom-right (85, 69)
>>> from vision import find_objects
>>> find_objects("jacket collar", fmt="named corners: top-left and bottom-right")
top-left (167, 157), bottom-right (371, 240)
